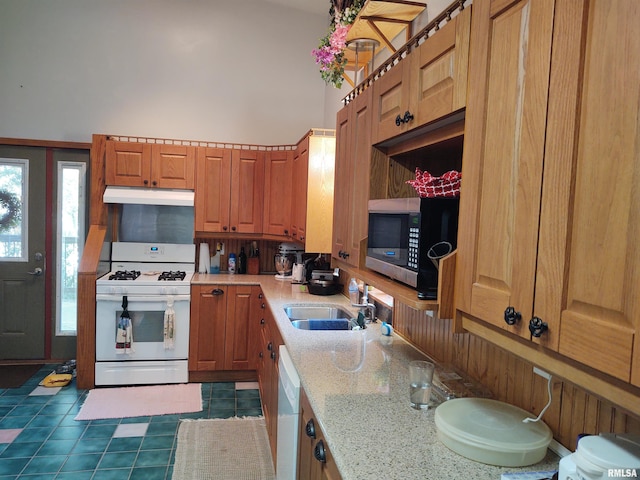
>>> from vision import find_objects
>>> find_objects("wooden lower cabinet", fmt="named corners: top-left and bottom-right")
top-left (189, 284), bottom-right (262, 371)
top-left (256, 306), bottom-right (282, 463)
top-left (298, 388), bottom-right (341, 480)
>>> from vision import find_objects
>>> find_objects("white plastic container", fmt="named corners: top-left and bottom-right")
top-left (434, 398), bottom-right (552, 467)
top-left (558, 434), bottom-right (640, 480)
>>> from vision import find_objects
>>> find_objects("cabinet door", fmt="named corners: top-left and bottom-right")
top-left (195, 147), bottom-right (232, 233)
top-left (150, 144), bottom-right (195, 189)
top-left (189, 285), bottom-right (227, 371)
top-left (455, 0), bottom-right (554, 339)
top-left (332, 105), bottom-right (351, 262)
top-left (224, 285), bottom-right (261, 370)
top-left (229, 149), bottom-right (264, 234)
top-left (291, 137), bottom-right (309, 243)
top-left (105, 141), bottom-right (151, 187)
top-left (263, 150), bottom-right (293, 236)
top-left (538, 0), bottom-right (640, 383)
top-left (409, 6), bottom-right (471, 127)
top-left (371, 60), bottom-right (411, 143)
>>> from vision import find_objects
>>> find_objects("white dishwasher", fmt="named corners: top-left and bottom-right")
top-left (277, 345), bottom-right (301, 480)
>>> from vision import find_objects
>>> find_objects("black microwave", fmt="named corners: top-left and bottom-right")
top-left (366, 197), bottom-right (459, 299)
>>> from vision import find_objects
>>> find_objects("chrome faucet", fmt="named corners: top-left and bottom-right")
top-left (351, 283), bottom-right (376, 324)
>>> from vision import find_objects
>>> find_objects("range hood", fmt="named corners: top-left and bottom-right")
top-left (103, 186), bottom-right (194, 207)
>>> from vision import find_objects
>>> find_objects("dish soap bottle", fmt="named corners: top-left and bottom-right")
top-left (348, 278), bottom-right (359, 305)
top-left (228, 253), bottom-right (236, 274)
top-left (238, 247), bottom-right (247, 274)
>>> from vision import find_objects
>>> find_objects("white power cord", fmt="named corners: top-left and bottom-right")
top-left (523, 372), bottom-right (552, 423)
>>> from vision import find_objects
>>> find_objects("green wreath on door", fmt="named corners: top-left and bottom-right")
top-left (0, 190), bottom-right (21, 233)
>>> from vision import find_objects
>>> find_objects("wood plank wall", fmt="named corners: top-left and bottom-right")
top-left (194, 239), bottom-right (282, 275)
top-left (392, 302), bottom-right (640, 450)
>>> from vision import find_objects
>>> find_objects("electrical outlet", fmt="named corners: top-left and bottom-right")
top-left (533, 366), bottom-right (552, 381)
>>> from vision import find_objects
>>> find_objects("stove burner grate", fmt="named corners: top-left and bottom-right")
top-left (158, 271), bottom-right (187, 281)
top-left (108, 270), bottom-right (141, 281)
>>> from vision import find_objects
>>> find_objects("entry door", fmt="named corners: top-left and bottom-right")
top-left (0, 146), bottom-right (46, 359)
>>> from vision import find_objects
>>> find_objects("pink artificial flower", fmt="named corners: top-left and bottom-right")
top-left (329, 24), bottom-right (350, 54)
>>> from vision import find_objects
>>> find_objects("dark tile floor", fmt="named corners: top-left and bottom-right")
top-left (0, 366), bottom-right (262, 479)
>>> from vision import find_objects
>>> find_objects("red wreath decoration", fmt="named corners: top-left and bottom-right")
top-left (406, 168), bottom-right (461, 198)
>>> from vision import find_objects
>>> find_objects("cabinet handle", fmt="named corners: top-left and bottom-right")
top-left (305, 419), bottom-right (316, 439)
top-left (211, 288), bottom-right (224, 296)
top-left (314, 440), bottom-right (327, 463)
top-left (504, 306), bottom-right (521, 325)
top-left (529, 317), bottom-right (548, 339)
top-left (403, 110), bottom-right (414, 124)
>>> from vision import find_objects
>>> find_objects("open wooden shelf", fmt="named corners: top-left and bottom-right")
top-left (342, 0), bottom-right (426, 88)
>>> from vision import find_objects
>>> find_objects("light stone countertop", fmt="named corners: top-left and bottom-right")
top-left (193, 273), bottom-right (560, 479)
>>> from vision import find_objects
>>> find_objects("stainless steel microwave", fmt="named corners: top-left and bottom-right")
top-left (366, 197), bottom-right (459, 300)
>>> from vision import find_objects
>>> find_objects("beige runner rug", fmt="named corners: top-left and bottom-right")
top-left (172, 417), bottom-right (275, 480)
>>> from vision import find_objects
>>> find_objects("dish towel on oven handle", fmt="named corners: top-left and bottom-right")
top-left (164, 296), bottom-right (175, 349)
top-left (116, 296), bottom-right (134, 354)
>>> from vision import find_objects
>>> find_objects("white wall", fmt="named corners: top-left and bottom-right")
top-left (0, 0), bottom-right (340, 145)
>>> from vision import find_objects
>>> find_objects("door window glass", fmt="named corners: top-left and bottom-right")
top-left (56, 162), bottom-right (86, 335)
top-left (0, 159), bottom-right (28, 262)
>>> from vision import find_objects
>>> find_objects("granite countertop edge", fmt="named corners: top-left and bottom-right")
top-left (192, 273), bottom-right (560, 479)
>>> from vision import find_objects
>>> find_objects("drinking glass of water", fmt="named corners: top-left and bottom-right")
top-left (409, 360), bottom-right (435, 410)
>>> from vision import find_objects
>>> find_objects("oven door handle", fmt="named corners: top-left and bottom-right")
top-left (96, 294), bottom-right (191, 302)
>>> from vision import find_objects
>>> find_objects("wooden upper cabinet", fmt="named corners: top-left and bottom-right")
top-left (151, 144), bottom-right (196, 189)
top-left (541, 0), bottom-right (640, 385)
top-left (408, 6), bottom-right (471, 128)
top-left (264, 150), bottom-right (293, 237)
top-left (332, 88), bottom-right (372, 267)
top-left (105, 141), bottom-right (151, 187)
top-left (230, 150), bottom-right (264, 234)
top-left (457, 0), bottom-right (640, 385)
top-left (455, 0), bottom-right (555, 340)
top-left (291, 137), bottom-right (309, 243)
top-left (371, 6), bottom-right (471, 144)
top-left (105, 141), bottom-right (195, 189)
top-left (195, 147), bottom-right (232, 233)
top-left (195, 147), bottom-right (263, 234)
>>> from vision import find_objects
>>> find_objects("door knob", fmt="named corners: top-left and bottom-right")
top-left (27, 267), bottom-right (43, 276)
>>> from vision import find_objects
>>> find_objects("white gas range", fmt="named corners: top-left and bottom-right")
top-left (95, 242), bottom-right (195, 386)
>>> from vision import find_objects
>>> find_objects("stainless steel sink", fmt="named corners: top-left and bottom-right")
top-left (284, 305), bottom-right (356, 330)
top-left (284, 305), bottom-right (353, 321)
top-left (290, 319), bottom-right (354, 330)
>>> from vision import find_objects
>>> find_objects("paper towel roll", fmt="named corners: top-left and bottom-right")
top-left (199, 243), bottom-right (210, 273)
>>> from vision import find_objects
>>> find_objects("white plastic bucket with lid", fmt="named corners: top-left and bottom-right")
top-left (571, 434), bottom-right (640, 480)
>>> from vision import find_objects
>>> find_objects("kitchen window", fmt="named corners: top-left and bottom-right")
top-left (56, 162), bottom-right (86, 335)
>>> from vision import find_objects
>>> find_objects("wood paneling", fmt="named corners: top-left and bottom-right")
top-left (392, 300), bottom-right (640, 450)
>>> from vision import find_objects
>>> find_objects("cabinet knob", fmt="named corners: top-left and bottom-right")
top-left (314, 440), bottom-right (327, 463)
top-left (143, 179), bottom-right (149, 185)
top-left (284, 229), bottom-right (289, 235)
top-left (300, 236), bottom-right (304, 241)
top-left (223, 226), bottom-right (228, 231)
top-left (260, 318), bottom-right (265, 325)
top-left (403, 110), bottom-right (414, 124)
top-left (267, 342), bottom-right (273, 351)
top-left (261, 303), bottom-right (266, 309)
top-left (231, 226), bottom-right (236, 231)
top-left (395, 114), bottom-right (403, 126)
top-left (504, 306), bottom-right (521, 325)
top-left (211, 288), bottom-right (224, 296)
top-left (259, 351), bottom-right (263, 358)
top-left (529, 317), bottom-right (548, 339)
top-left (258, 293), bottom-right (263, 299)
top-left (271, 351), bottom-right (276, 361)
top-left (305, 419), bottom-right (316, 439)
